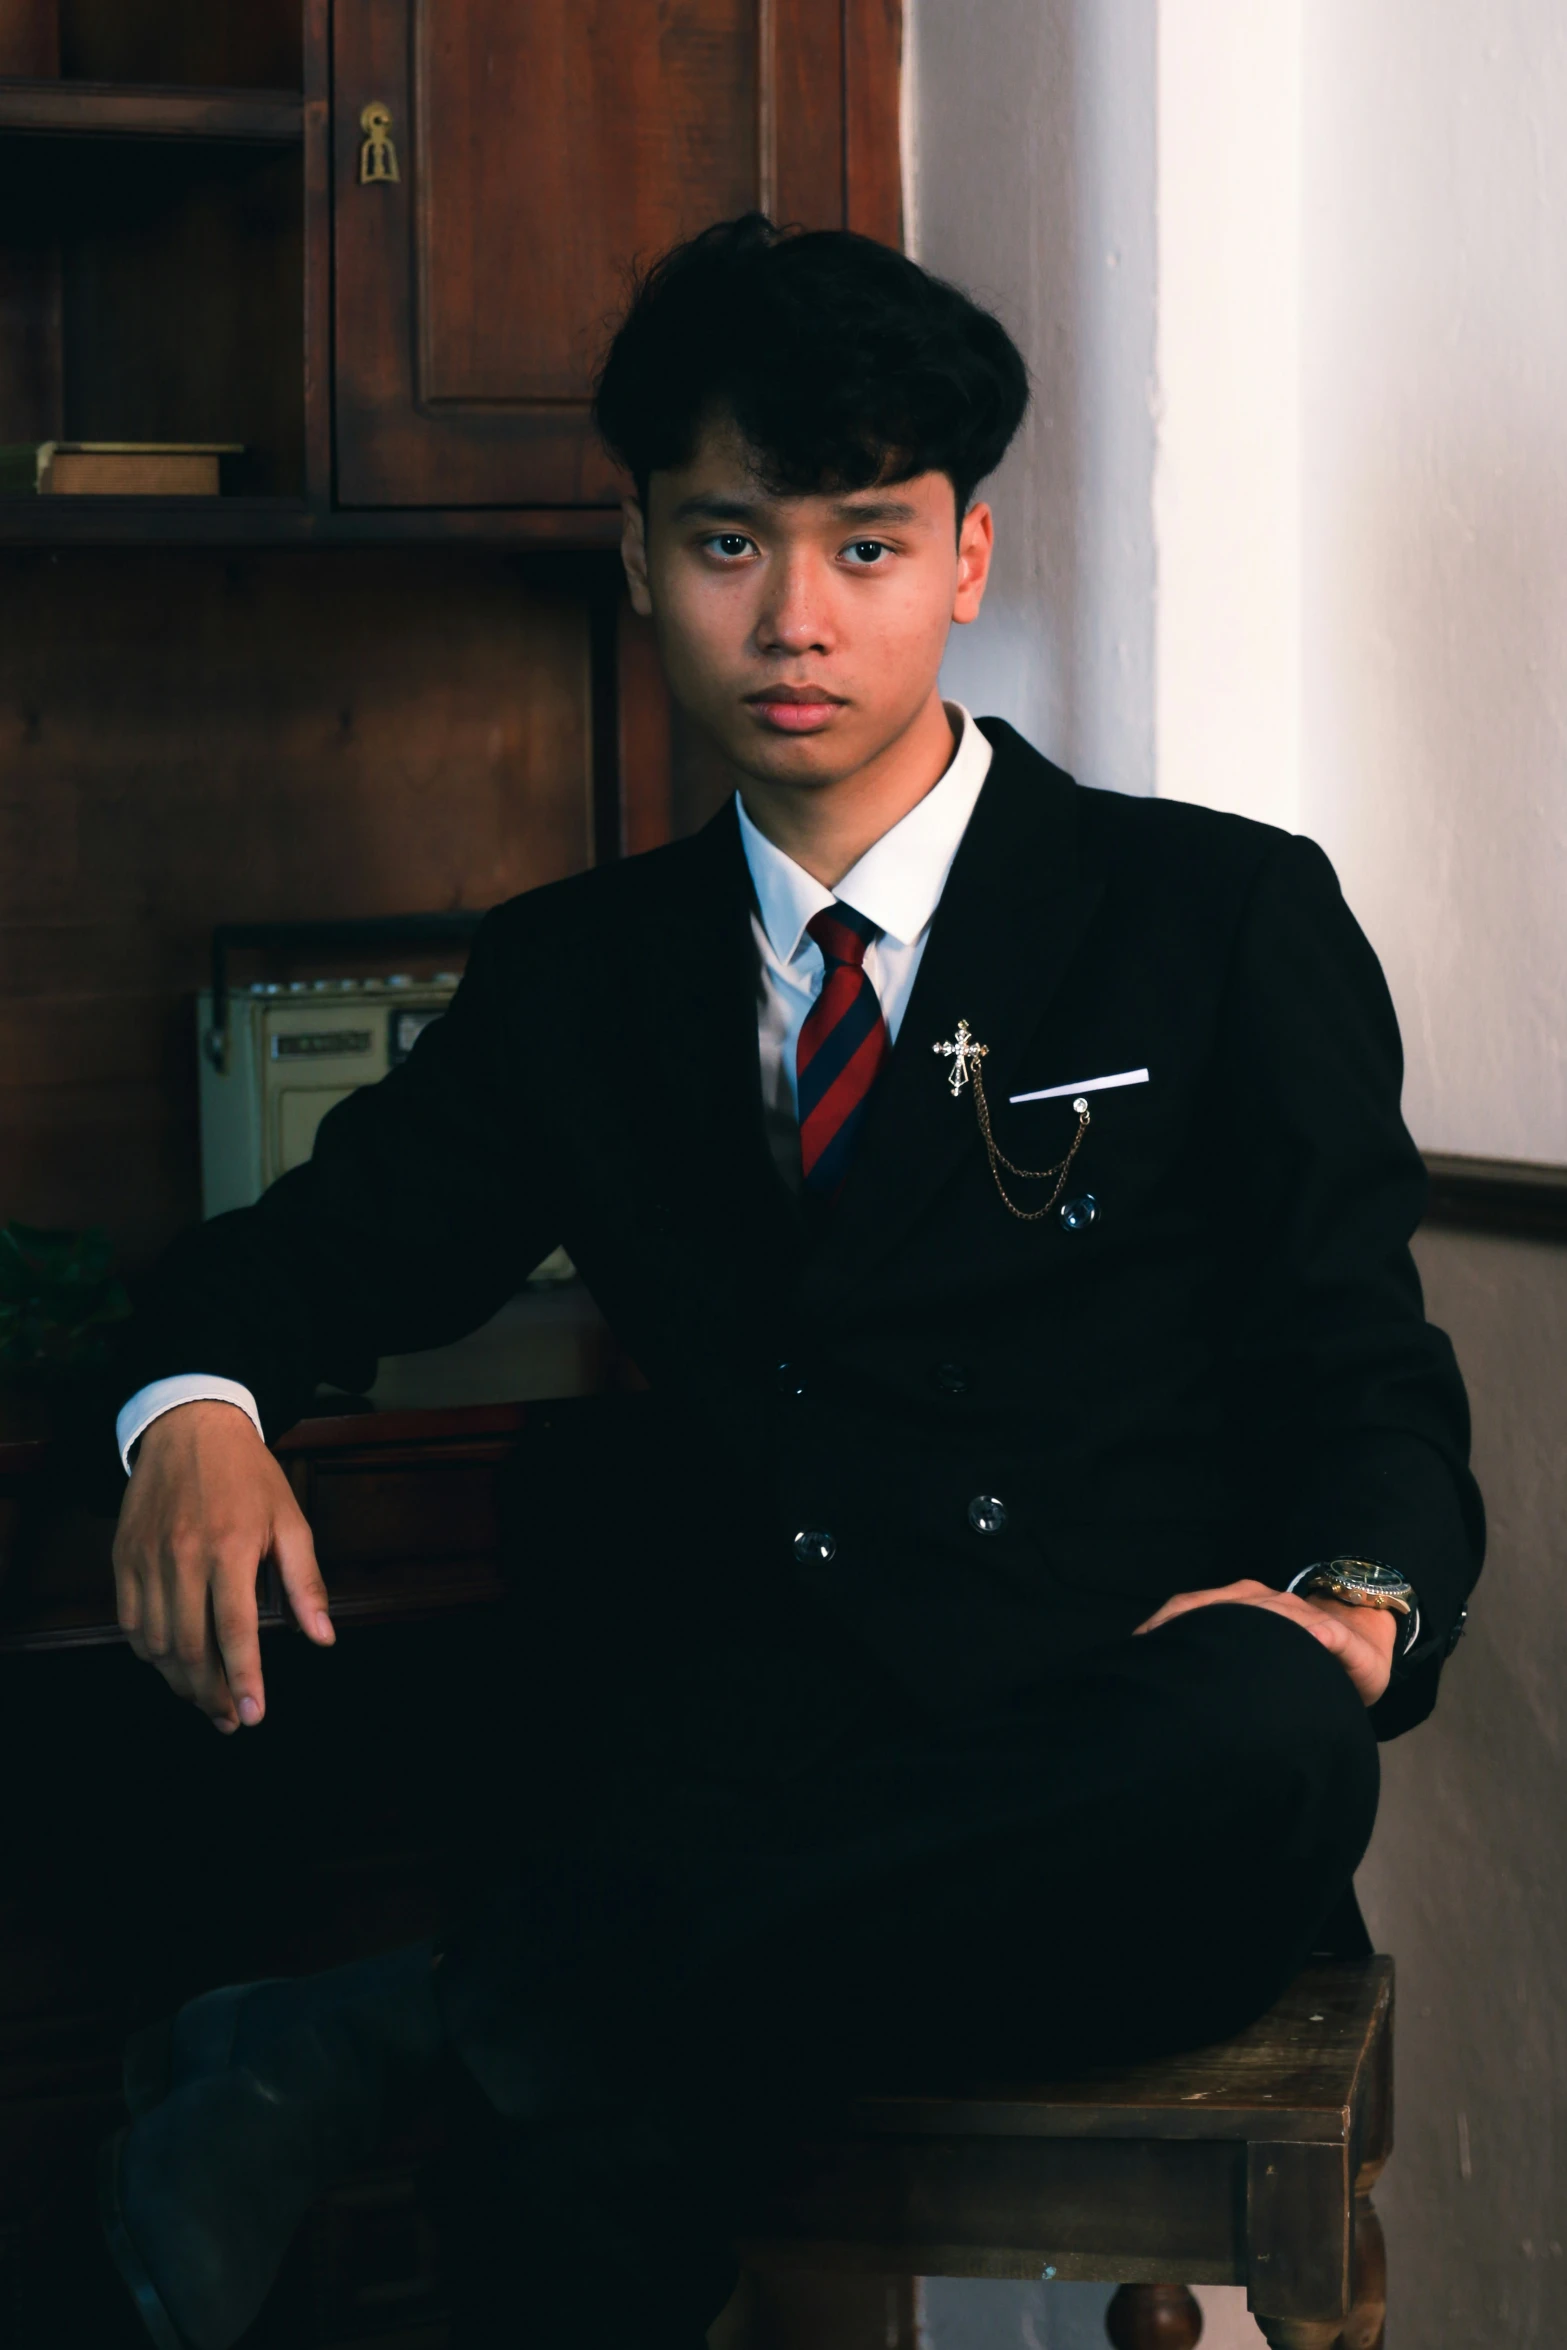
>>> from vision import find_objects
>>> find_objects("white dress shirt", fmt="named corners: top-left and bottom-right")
top-left (740, 700), bottom-right (992, 1180)
top-left (116, 704), bottom-right (994, 1471)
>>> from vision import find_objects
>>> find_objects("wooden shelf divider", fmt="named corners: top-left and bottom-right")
top-left (0, 496), bottom-right (623, 548)
top-left (0, 78), bottom-right (303, 144)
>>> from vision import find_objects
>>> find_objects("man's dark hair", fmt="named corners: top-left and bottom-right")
top-left (593, 215), bottom-right (1029, 518)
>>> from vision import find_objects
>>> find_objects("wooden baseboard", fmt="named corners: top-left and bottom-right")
top-left (1422, 1153), bottom-right (1567, 1241)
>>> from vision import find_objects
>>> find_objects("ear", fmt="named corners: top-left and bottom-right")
top-left (951, 500), bottom-right (995, 626)
top-left (620, 495), bottom-right (653, 618)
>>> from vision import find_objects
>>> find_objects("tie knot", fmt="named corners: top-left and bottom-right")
top-left (806, 903), bottom-right (879, 970)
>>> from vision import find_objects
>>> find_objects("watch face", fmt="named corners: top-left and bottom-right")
top-left (1336, 1559), bottom-right (1403, 1590)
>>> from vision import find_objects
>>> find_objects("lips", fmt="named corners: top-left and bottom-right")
top-left (745, 686), bottom-right (846, 733)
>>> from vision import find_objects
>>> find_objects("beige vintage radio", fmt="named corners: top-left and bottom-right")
top-left (193, 926), bottom-right (584, 1402)
top-left (197, 974), bottom-right (461, 1218)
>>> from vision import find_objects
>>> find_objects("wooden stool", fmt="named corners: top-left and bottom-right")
top-left (732, 1958), bottom-right (1392, 2350)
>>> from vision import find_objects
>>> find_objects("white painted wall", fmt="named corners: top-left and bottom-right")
top-left (913, 0), bottom-right (1158, 801)
top-left (1368, 1227), bottom-right (1567, 2347)
top-left (1155, 1), bottom-right (1302, 833)
top-left (915, 0), bottom-right (1567, 1166)
top-left (1298, 1), bottom-right (1567, 1161)
top-left (909, 3), bottom-right (1567, 2343)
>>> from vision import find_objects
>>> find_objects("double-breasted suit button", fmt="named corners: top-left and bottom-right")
top-left (934, 1361), bottom-right (971, 1395)
top-left (775, 1361), bottom-right (808, 1398)
top-left (967, 1495), bottom-right (1008, 1537)
top-left (793, 1528), bottom-right (837, 1566)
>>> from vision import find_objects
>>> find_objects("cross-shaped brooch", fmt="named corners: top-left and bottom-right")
top-left (933, 1018), bottom-right (988, 1097)
top-left (934, 1015), bottom-right (1092, 1222)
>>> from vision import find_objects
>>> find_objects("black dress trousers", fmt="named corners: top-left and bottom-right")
top-left (433, 1601), bottom-right (1380, 2350)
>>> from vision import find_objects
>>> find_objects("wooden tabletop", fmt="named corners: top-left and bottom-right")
top-left (846, 1959), bottom-right (1393, 2148)
top-left (742, 1959), bottom-right (1394, 2295)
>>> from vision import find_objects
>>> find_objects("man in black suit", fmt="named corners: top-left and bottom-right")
top-left (101, 219), bottom-right (1481, 2350)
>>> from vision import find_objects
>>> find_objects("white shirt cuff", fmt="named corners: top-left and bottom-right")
top-left (116, 1376), bottom-right (265, 1475)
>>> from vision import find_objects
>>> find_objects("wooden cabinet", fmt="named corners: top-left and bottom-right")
top-left (0, 4), bottom-right (309, 503)
top-left (0, 0), bottom-right (861, 1271)
top-left (331, 0), bottom-right (902, 509)
top-left (0, 0), bottom-right (901, 533)
top-left (0, 7), bottom-right (901, 2331)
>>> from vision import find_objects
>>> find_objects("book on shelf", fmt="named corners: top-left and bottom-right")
top-left (0, 442), bottom-right (243, 496)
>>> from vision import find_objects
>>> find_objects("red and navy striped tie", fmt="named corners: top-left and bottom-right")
top-left (797, 904), bottom-right (891, 1195)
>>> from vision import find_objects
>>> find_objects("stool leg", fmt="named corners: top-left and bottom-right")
top-left (1252, 2193), bottom-right (1386, 2350)
top-left (1105, 2283), bottom-right (1203, 2346)
top-left (1339, 2197), bottom-right (1387, 2350)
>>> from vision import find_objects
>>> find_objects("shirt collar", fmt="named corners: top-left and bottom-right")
top-left (736, 703), bottom-right (994, 968)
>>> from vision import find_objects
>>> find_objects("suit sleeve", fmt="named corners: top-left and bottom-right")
top-left (1214, 832), bottom-right (1484, 1736)
top-left (113, 907), bottom-right (559, 1446)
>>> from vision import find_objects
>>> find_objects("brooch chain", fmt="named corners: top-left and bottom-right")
top-left (934, 1021), bottom-right (1091, 1222)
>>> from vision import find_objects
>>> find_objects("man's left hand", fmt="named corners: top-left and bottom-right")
top-left (1134, 1579), bottom-right (1398, 1706)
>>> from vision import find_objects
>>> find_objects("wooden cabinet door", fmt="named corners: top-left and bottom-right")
top-left (331, 0), bottom-right (901, 510)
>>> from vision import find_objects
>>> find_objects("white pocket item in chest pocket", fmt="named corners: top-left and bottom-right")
top-left (1009, 1067), bottom-right (1150, 1105)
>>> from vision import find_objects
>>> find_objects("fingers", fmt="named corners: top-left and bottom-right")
top-left (158, 1646), bottom-right (241, 1733)
top-left (113, 1546), bottom-right (158, 1675)
top-left (1133, 1580), bottom-right (1391, 1707)
top-left (212, 1567), bottom-right (266, 1729)
top-left (109, 1405), bottom-right (325, 1730)
top-left (1298, 1605), bottom-right (1348, 1651)
top-left (112, 1538), bottom-right (143, 1639)
top-left (1135, 1580), bottom-right (1346, 1652)
top-left (165, 1544), bottom-right (244, 1728)
top-left (1135, 1579), bottom-right (1276, 1634)
top-left (1134, 1579), bottom-right (1390, 1705)
top-left (1299, 1598), bottom-right (1395, 1706)
top-left (273, 1507), bottom-right (334, 1647)
top-left (135, 1544), bottom-right (171, 1660)
top-left (115, 1521), bottom-right (245, 1731)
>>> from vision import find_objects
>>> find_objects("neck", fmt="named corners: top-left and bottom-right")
top-left (736, 690), bottom-right (960, 887)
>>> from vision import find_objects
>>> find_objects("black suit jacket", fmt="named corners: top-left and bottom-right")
top-left (119, 721), bottom-right (1483, 1737)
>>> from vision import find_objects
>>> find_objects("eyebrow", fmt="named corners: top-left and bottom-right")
top-left (828, 497), bottom-right (920, 523)
top-left (667, 492), bottom-right (924, 526)
top-left (668, 494), bottom-right (765, 524)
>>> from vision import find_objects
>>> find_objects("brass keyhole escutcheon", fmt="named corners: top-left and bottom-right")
top-left (359, 101), bottom-right (400, 185)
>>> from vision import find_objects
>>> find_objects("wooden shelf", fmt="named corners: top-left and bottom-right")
top-left (0, 78), bottom-right (303, 144)
top-left (0, 495), bottom-right (623, 548)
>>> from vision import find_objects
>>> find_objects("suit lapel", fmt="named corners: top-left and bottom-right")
top-left (633, 800), bottom-right (805, 1269)
top-left (806, 723), bottom-right (1105, 1307)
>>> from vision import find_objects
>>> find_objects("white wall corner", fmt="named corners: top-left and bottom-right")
top-left (899, 0), bottom-right (921, 260)
top-left (909, 0), bottom-right (1159, 797)
top-left (1154, 0), bottom-right (1303, 831)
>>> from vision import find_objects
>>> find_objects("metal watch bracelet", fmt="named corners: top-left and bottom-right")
top-left (1285, 1561), bottom-right (1422, 1658)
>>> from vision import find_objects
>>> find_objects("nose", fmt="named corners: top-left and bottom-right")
top-left (753, 548), bottom-right (833, 658)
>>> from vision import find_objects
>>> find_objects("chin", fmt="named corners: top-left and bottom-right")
top-left (736, 719), bottom-right (864, 781)
top-left (742, 743), bottom-right (853, 791)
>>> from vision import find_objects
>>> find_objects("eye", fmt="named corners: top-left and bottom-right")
top-left (704, 532), bottom-right (757, 561)
top-left (841, 538), bottom-right (891, 567)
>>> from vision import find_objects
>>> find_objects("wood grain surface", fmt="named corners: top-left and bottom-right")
top-left (0, 79), bottom-right (302, 140)
top-left (0, 547), bottom-right (594, 1267)
top-left (331, 0), bottom-right (903, 510)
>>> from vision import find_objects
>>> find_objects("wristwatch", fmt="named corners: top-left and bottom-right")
top-left (1289, 1557), bottom-right (1420, 1655)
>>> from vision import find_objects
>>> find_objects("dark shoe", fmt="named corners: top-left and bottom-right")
top-left (99, 2010), bottom-right (399, 2349)
top-left (122, 1980), bottom-right (284, 2118)
top-left (122, 1941), bottom-right (436, 2117)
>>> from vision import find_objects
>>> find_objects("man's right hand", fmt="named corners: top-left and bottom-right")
top-left (112, 1401), bottom-right (335, 1733)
